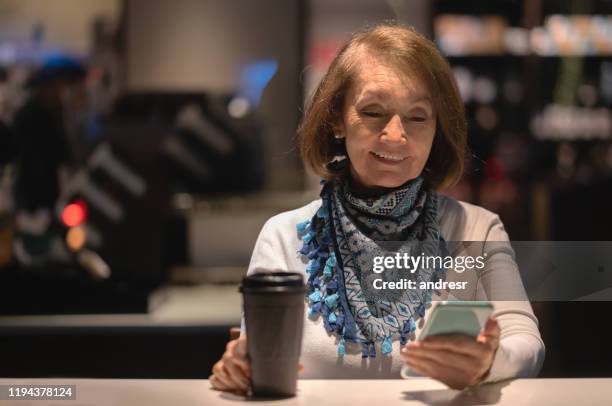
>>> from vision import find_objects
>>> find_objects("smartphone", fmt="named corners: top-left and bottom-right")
top-left (400, 301), bottom-right (493, 378)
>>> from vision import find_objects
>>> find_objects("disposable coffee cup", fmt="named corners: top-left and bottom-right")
top-left (240, 271), bottom-right (306, 397)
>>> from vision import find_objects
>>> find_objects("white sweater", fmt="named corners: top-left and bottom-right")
top-left (244, 195), bottom-right (545, 381)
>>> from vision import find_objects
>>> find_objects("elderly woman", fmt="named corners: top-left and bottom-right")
top-left (210, 24), bottom-right (544, 392)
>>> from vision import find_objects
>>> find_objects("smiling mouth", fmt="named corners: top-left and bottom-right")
top-left (370, 151), bottom-right (408, 162)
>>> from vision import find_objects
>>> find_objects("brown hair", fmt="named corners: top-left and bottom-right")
top-left (298, 23), bottom-right (467, 190)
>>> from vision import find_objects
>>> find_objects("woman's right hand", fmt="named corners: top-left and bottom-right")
top-left (209, 336), bottom-right (251, 395)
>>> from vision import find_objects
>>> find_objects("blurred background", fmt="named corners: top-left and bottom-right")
top-left (0, 0), bottom-right (611, 379)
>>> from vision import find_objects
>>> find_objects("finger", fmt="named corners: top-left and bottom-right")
top-left (298, 362), bottom-right (304, 373)
top-left (404, 356), bottom-right (469, 390)
top-left (477, 318), bottom-right (501, 350)
top-left (211, 376), bottom-right (248, 397)
top-left (228, 354), bottom-right (251, 377)
top-left (213, 360), bottom-right (247, 393)
top-left (233, 337), bottom-right (248, 358)
top-left (212, 361), bottom-right (225, 378)
top-left (403, 346), bottom-right (477, 373)
top-left (421, 335), bottom-right (486, 357)
top-left (403, 348), bottom-right (472, 373)
top-left (211, 363), bottom-right (233, 390)
top-left (210, 374), bottom-right (230, 391)
top-left (211, 373), bottom-right (245, 395)
top-left (227, 340), bottom-right (251, 377)
top-left (223, 361), bottom-right (250, 391)
top-left (404, 358), bottom-right (430, 377)
top-left (404, 351), bottom-right (483, 382)
top-left (404, 356), bottom-right (443, 381)
top-left (477, 332), bottom-right (500, 351)
top-left (225, 349), bottom-right (250, 377)
top-left (483, 316), bottom-right (501, 338)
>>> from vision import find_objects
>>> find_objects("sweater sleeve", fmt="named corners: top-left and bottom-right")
top-left (246, 218), bottom-right (289, 276)
top-left (240, 214), bottom-right (300, 336)
top-left (477, 215), bottom-right (545, 383)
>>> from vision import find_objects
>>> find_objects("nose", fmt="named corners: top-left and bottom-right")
top-left (380, 114), bottom-right (406, 143)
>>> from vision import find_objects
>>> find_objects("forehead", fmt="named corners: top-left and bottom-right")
top-left (348, 54), bottom-right (431, 102)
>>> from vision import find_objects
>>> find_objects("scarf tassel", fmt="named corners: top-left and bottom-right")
top-left (299, 241), bottom-right (310, 256)
top-left (306, 257), bottom-right (322, 273)
top-left (316, 205), bottom-right (329, 219)
top-left (323, 254), bottom-right (336, 278)
top-left (322, 307), bottom-right (333, 333)
top-left (306, 246), bottom-right (320, 260)
top-left (335, 313), bottom-right (345, 333)
top-left (302, 232), bottom-right (315, 244)
top-left (338, 337), bottom-right (346, 357)
top-left (328, 312), bottom-right (337, 324)
top-left (326, 279), bottom-right (338, 294)
top-left (381, 336), bottom-right (393, 355)
top-left (321, 230), bottom-right (332, 245)
top-left (296, 220), bottom-right (311, 234)
top-left (309, 290), bottom-right (321, 303)
top-left (416, 303), bottom-right (426, 318)
top-left (400, 317), bottom-right (417, 345)
top-left (308, 301), bottom-right (322, 318)
top-left (324, 293), bottom-right (339, 309)
top-left (361, 342), bottom-right (377, 358)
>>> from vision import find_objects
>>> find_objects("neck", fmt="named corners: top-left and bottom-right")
top-left (347, 175), bottom-right (403, 199)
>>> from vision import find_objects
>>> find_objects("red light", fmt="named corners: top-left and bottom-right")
top-left (62, 200), bottom-right (88, 227)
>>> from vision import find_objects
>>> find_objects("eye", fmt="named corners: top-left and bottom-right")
top-left (410, 116), bottom-right (427, 123)
top-left (362, 111), bottom-right (384, 118)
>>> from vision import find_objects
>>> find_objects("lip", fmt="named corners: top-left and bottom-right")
top-left (370, 151), bottom-right (409, 165)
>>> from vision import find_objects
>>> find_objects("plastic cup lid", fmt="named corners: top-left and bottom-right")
top-left (240, 271), bottom-right (304, 291)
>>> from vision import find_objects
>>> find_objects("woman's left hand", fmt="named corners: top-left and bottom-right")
top-left (400, 316), bottom-right (500, 390)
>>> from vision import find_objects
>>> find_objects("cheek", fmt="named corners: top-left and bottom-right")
top-left (344, 131), bottom-right (374, 169)
top-left (420, 134), bottom-right (436, 162)
top-left (343, 122), bottom-right (371, 154)
top-left (414, 125), bottom-right (436, 161)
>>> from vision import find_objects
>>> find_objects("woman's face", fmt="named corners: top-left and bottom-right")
top-left (335, 56), bottom-right (436, 189)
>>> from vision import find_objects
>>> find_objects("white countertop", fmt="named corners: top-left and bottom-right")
top-left (0, 378), bottom-right (611, 406)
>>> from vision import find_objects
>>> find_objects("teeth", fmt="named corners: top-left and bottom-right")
top-left (373, 152), bottom-right (406, 161)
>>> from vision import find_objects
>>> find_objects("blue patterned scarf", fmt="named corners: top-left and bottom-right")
top-left (297, 175), bottom-right (446, 358)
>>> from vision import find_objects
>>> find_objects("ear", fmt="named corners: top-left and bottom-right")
top-left (331, 119), bottom-right (346, 139)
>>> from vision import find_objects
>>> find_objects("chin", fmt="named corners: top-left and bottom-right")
top-left (350, 163), bottom-right (421, 189)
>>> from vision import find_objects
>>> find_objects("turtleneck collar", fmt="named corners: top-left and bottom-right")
top-left (346, 174), bottom-right (423, 199)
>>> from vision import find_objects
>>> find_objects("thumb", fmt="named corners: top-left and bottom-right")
top-left (479, 315), bottom-right (500, 347)
top-left (483, 315), bottom-right (500, 336)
